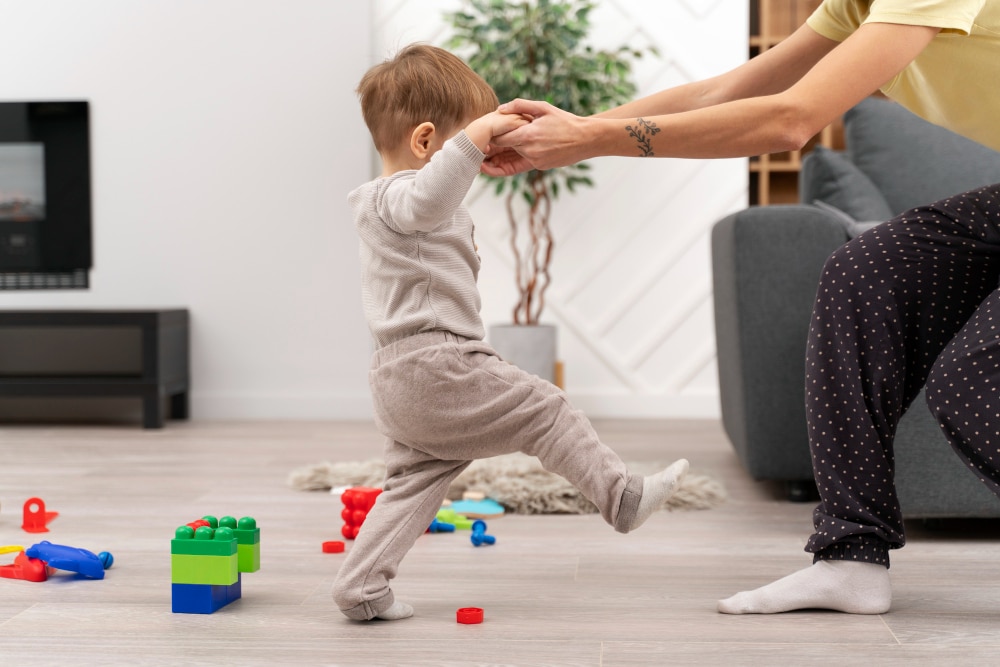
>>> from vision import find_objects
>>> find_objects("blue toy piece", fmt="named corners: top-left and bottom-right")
top-left (470, 520), bottom-right (496, 547)
top-left (171, 574), bottom-right (241, 614)
top-left (24, 541), bottom-right (111, 579)
top-left (428, 518), bottom-right (456, 533)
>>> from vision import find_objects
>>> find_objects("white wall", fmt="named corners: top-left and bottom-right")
top-left (0, 0), bottom-right (374, 419)
top-left (1, 1), bottom-right (746, 421)
top-left (375, 0), bottom-right (748, 418)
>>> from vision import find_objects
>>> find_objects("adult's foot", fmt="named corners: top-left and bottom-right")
top-left (717, 560), bottom-right (891, 614)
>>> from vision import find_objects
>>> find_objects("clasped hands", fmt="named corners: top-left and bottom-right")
top-left (482, 99), bottom-right (587, 177)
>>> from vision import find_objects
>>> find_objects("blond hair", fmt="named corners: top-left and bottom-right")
top-left (357, 44), bottom-right (498, 153)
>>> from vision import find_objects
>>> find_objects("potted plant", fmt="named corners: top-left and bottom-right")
top-left (446, 0), bottom-right (649, 384)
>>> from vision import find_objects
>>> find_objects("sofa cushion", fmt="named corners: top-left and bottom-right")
top-left (844, 97), bottom-right (1000, 214)
top-left (811, 200), bottom-right (883, 238)
top-left (800, 145), bottom-right (894, 222)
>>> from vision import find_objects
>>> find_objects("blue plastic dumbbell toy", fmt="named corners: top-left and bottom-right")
top-left (428, 518), bottom-right (456, 533)
top-left (470, 520), bottom-right (495, 547)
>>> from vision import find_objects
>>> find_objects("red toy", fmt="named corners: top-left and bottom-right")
top-left (456, 607), bottom-right (484, 624)
top-left (340, 487), bottom-right (381, 540)
top-left (0, 550), bottom-right (47, 582)
top-left (22, 497), bottom-right (59, 533)
top-left (322, 541), bottom-right (345, 553)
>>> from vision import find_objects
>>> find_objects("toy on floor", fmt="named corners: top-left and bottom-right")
top-left (427, 518), bottom-right (456, 533)
top-left (456, 607), bottom-right (484, 624)
top-left (322, 540), bottom-right (345, 553)
top-left (436, 508), bottom-right (474, 530)
top-left (470, 520), bottom-right (495, 547)
top-left (22, 497), bottom-right (59, 533)
top-left (340, 487), bottom-right (381, 539)
top-left (171, 514), bottom-right (260, 614)
top-left (25, 541), bottom-right (112, 579)
top-left (0, 549), bottom-right (47, 582)
top-left (0, 541), bottom-right (112, 582)
top-left (447, 492), bottom-right (505, 519)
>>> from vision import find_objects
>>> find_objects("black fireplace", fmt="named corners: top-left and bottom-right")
top-left (0, 101), bottom-right (91, 289)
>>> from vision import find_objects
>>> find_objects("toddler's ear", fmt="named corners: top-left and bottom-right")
top-left (410, 122), bottom-right (436, 160)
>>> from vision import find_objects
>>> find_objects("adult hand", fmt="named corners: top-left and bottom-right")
top-left (481, 145), bottom-right (533, 177)
top-left (490, 99), bottom-right (593, 171)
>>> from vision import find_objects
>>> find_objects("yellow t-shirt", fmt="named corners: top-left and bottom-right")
top-left (807, 0), bottom-right (1000, 150)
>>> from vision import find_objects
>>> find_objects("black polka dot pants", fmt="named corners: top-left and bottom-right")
top-left (804, 183), bottom-right (1000, 568)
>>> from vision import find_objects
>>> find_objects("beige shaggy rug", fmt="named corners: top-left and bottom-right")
top-left (288, 452), bottom-right (726, 514)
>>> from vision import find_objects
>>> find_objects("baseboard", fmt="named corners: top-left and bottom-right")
top-left (192, 393), bottom-right (375, 420)
top-left (192, 391), bottom-right (719, 421)
top-left (565, 392), bottom-right (721, 419)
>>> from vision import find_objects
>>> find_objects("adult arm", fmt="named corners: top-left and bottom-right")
top-left (487, 22), bottom-right (939, 171)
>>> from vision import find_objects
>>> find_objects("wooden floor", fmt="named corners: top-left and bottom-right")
top-left (2, 418), bottom-right (1000, 665)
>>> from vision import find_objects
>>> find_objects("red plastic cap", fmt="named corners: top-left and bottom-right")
top-left (456, 607), bottom-right (484, 624)
top-left (322, 541), bottom-right (345, 553)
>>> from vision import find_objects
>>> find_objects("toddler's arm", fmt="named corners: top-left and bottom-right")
top-left (464, 111), bottom-right (530, 156)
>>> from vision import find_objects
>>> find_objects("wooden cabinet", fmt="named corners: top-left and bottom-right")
top-left (749, 0), bottom-right (843, 205)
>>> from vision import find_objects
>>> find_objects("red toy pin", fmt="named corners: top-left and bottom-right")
top-left (22, 497), bottom-right (59, 533)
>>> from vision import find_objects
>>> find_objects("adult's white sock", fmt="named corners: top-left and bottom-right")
top-left (717, 560), bottom-right (891, 614)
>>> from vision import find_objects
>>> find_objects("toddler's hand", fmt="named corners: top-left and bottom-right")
top-left (466, 110), bottom-right (530, 155)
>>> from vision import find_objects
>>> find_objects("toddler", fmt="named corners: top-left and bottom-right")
top-left (334, 43), bottom-right (689, 621)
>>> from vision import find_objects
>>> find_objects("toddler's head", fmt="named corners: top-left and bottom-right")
top-left (356, 43), bottom-right (498, 155)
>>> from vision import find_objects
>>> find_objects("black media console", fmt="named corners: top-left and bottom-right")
top-left (0, 309), bottom-right (189, 428)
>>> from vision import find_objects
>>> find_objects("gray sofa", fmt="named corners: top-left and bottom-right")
top-left (711, 97), bottom-right (1000, 516)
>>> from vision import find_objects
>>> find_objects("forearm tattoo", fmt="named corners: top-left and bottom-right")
top-left (625, 118), bottom-right (661, 157)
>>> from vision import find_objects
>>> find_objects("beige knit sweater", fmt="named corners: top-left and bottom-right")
top-left (348, 131), bottom-right (487, 348)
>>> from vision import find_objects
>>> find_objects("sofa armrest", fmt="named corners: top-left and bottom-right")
top-left (711, 205), bottom-right (847, 480)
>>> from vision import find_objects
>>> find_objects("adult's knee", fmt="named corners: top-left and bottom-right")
top-left (924, 353), bottom-right (989, 446)
top-left (815, 237), bottom-right (880, 301)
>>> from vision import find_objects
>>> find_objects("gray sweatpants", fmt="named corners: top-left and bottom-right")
top-left (332, 330), bottom-right (644, 620)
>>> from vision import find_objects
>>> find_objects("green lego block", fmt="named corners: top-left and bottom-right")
top-left (237, 542), bottom-right (260, 573)
top-left (216, 515), bottom-right (260, 544)
top-left (171, 525), bottom-right (237, 557)
top-left (171, 553), bottom-right (238, 586)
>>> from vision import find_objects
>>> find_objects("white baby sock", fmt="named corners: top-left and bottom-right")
top-left (629, 458), bottom-right (689, 531)
top-left (717, 560), bottom-right (891, 614)
top-left (375, 600), bottom-right (413, 621)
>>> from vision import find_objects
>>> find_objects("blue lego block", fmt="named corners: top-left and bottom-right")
top-left (171, 573), bottom-right (243, 614)
top-left (172, 582), bottom-right (228, 614)
top-left (227, 572), bottom-right (242, 604)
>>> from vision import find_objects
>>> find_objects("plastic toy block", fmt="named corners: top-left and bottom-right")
top-left (237, 543), bottom-right (260, 573)
top-left (341, 487), bottom-right (381, 540)
top-left (170, 514), bottom-right (258, 613)
top-left (436, 508), bottom-right (474, 530)
top-left (22, 497), bottom-right (59, 533)
top-left (230, 516), bottom-right (261, 545)
top-left (171, 526), bottom-right (237, 557)
top-left (232, 517), bottom-right (260, 573)
top-left (172, 581), bottom-right (229, 614)
top-left (470, 520), bottom-right (496, 547)
top-left (171, 573), bottom-right (242, 614)
top-left (457, 607), bottom-right (484, 624)
top-left (322, 541), bottom-right (345, 553)
top-left (226, 572), bottom-right (242, 604)
top-left (171, 553), bottom-right (238, 586)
